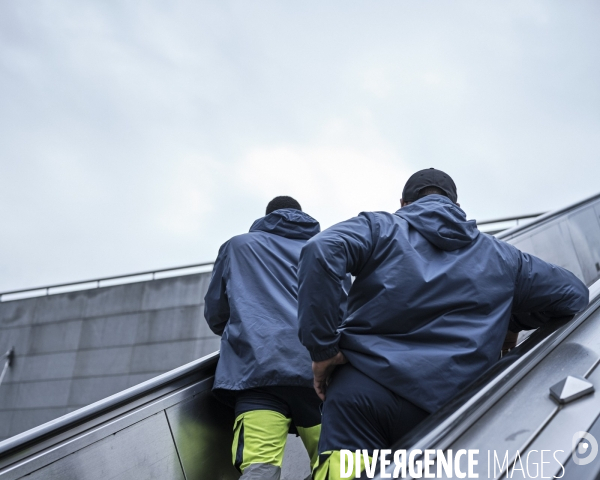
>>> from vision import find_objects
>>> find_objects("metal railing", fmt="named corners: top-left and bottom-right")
top-left (476, 212), bottom-right (546, 235)
top-left (476, 212), bottom-right (546, 226)
top-left (0, 262), bottom-right (215, 303)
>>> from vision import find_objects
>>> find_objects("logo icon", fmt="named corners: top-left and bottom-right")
top-left (572, 431), bottom-right (598, 466)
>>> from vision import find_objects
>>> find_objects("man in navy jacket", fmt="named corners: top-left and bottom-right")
top-left (297, 169), bottom-right (589, 479)
top-left (205, 196), bottom-right (322, 480)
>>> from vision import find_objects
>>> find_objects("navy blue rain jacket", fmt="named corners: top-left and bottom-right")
top-left (298, 195), bottom-right (589, 412)
top-left (205, 209), bottom-right (321, 392)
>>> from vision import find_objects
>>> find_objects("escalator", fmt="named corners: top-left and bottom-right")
top-left (1, 193), bottom-right (600, 480)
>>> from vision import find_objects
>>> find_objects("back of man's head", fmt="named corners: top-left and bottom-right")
top-left (266, 196), bottom-right (302, 215)
top-left (401, 168), bottom-right (458, 205)
top-left (417, 186), bottom-right (447, 199)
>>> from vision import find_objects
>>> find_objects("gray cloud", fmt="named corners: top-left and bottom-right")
top-left (1, 1), bottom-right (599, 290)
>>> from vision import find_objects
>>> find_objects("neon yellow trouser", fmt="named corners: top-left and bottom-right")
top-left (232, 410), bottom-right (321, 474)
top-left (313, 450), bottom-right (370, 480)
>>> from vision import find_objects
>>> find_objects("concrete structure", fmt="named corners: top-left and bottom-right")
top-left (0, 272), bottom-right (218, 442)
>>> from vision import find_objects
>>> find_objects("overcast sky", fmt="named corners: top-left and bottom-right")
top-left (1, 1), bottom-right (599, 291)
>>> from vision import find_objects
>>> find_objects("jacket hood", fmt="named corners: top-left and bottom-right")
top-left (395, 195), bottom-right (479, 251)
top-left (250, 208), bottom-right (320, 240)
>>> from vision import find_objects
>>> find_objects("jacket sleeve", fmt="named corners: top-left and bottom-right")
top-left (298, 214), bottom-right (375, 361)
top-left (510, 251), bottom-right (589, 331)
top-left (203, 242), bottom-right (231, 336)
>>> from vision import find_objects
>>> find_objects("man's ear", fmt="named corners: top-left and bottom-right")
top-left (400, 198), bottom-right (409, 208)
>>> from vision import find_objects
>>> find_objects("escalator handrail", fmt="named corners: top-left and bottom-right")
top-left (0, 351), bottom-right (219, 458)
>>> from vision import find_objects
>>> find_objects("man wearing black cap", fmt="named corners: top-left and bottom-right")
top-left (205, 196), bottom-right (323, 480)
top-left (297, 169), bottom-right (588, 479)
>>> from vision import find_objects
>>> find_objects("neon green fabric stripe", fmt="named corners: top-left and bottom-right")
top-left (232, 410), bottom-right (291, 471)
top-left (296, 424), bottom-right (321, 467)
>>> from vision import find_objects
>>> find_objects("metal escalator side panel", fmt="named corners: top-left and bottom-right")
top-left (0, 375), bottom-right (240, 479)
top-left (0, 353), bottom-right (232, 477)
top-left (17, 413), bottom-right (187, 480)
top-left (166, 386), bottom-right (238, 479)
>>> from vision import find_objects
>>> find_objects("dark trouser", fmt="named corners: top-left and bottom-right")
top-left (232, 386), bottom-right (322, 480)
top-left (314, 364), bottom-right (429, 480)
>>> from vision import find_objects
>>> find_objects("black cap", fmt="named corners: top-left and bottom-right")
top-left (402, 168), bottom-right (458, 203)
